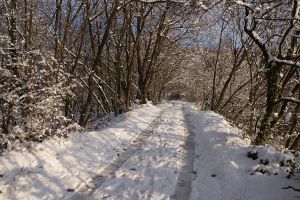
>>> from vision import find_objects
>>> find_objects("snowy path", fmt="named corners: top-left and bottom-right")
top-left (0, 104), bottom-right (163, 200)
top-left (0, 101), bottom-right (299, 200)
top-left (69, 106), bottom-right (168, 199)
top-left (171, 105), bottom-right (195, 200)
top-left (71, 102), bottom-right (194, 200)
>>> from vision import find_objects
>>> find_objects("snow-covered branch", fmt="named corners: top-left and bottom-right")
top-left (273, 57), bottom-right (300, 68)
top-left (278, 97), bottom-right (300, 104)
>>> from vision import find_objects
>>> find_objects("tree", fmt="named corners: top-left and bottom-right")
top-left (235, 0), bottom-right (300, 144)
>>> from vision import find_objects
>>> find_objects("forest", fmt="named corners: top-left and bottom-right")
top-left (0, 0), bottom-right (299, 151)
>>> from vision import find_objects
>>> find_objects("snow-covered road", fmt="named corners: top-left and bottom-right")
top-left (71, 102), bottom-right (194, 200)
top-left (0, 101), bottom-right (299, 200)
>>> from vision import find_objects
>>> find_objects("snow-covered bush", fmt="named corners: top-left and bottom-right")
top-left (0, 36), bottom-right (80, 151)
top-left (248, 147), bottom-right (300, 178)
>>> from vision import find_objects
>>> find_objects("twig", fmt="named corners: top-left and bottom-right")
top-left (282, 185), bottom-right (300, 192)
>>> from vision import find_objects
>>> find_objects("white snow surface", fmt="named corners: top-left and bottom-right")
top-left (0, 101), bottom-right (299, 200)
top-left (187, 107), bottom-right (300, 200)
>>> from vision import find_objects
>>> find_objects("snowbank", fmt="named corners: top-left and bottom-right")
top-left (186, 106), bottom-right (300, 200)
top-left (0, 104), bottom-right (162, 200)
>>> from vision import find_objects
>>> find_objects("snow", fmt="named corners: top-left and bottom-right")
top-left (187, 107), bottom-right (300, 200)
top-left (0, 67), bottom-right (12, 78)
top-left (0, 101), bottom-right (299, 200)
top-left (0, 104), bottom-right (162, 200)
top-left (285, 112), bottom-right (292, 122)
top-left (234, 0), bottom-right (253, 9)
top-left (86, 102), bottom-right (189, 200)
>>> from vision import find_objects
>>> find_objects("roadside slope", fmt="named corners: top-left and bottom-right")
top-left (0, 104), bottom-right (162, 200)
top-left (185, 104), bottom-right (300, 200)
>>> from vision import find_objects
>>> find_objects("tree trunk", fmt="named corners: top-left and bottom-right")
top-left (211, 22), bottom-right (225, 110)
top-left (8, 0), bottom-right (19, 76)
top-left (254, 61), bottom-right (282, 144)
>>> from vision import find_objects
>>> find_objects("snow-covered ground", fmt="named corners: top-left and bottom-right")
top-left (186, 107), bottom-right (300, 200)
top-left (0, 103), bottom-right (162, 200)
top-left (0, 101), bottom-right (299, 200)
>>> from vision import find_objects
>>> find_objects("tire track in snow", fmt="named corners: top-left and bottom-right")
top-left (171, 103), bottom-right (195, 200)
top-left (67, 107), bottom-right (168, 200)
